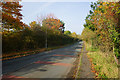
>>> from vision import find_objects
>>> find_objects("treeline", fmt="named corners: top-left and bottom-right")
top-left (81, 1), bottom-right (120, 58)
top-left (2, 2), bottom-right (79, 54)
top-left (2, 25), bottom-right (78, 53)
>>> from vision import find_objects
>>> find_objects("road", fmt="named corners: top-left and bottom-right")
top-left (2, 41), bottom-right (83, 79)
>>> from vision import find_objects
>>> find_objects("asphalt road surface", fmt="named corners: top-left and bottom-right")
top-left (2, 41), bottom-right (83, 79)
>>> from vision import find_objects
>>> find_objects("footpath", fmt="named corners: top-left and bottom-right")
top-left (77, 44), bottom-right (95, 78)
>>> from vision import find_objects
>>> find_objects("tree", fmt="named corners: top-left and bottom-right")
top-left (71, 32), bottom-right (77, 38)
top-left (64, 30), bottom-right (71, 35)
top-left (84, 1), bottom-right (120, 57)
top-left (29, 21), bottom-right (37, 28)
top-left (42, 17), bottom-right (65, 33)
top-left (2, 1), bottom-right (25, 31)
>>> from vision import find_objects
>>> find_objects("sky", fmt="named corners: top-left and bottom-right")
top-left (21, 1), bottom-right (96, 35)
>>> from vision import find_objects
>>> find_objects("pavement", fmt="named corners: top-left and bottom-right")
top-left (78, 44), bottom-right (95, 78)
top-left (2, 41), bottom-right (83, 79)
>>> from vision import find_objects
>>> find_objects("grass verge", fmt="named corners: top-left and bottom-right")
top-left (85, 42), bottom-right (118, 78)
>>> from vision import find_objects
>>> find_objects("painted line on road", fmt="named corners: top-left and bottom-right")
top-left (34, 61), bottom-right (72, 66)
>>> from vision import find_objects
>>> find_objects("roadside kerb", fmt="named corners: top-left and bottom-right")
top-left (74, 42), bottom-right (84, 79)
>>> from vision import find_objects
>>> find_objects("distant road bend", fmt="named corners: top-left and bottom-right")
top-left (2, 41), bottom-right (83, 78)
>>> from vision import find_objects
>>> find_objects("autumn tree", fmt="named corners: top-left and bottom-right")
top-left (71, 32), bottom-right (77, 38)
top-left (83, 1), bottom-right (120, 57)
top-left (42, 17), bottom-right (65, 33)
top-left (2, 1), bottom-right (25, 31)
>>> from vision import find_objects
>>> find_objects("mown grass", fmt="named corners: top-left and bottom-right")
top-left (85, 42), bottom-right (118, 78)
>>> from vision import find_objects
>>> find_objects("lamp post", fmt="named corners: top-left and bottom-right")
top-left (45, 26), bottom-right (47, 49)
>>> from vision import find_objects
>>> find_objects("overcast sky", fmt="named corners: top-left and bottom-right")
top-left (21, 1), bottom-right (97, 35)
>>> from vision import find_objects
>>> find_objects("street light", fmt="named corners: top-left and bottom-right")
top-left (45, 26), bottom-right (47, 49)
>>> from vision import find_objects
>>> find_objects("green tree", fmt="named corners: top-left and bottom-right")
top-left (64, 30), bottom-right (71, 35)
